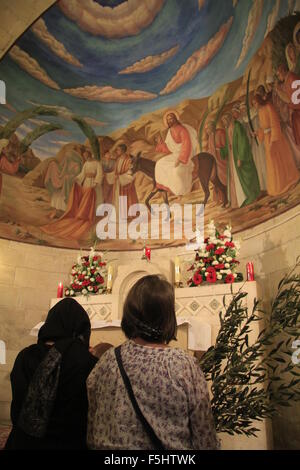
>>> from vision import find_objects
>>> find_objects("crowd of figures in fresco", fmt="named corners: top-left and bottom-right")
top-left (1, 14), bottom-right (300, 244)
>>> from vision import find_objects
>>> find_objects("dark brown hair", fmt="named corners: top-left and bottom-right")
top-left (121, 275), bottom-right (177, 344)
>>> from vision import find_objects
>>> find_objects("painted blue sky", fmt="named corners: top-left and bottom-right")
top-left (0, 0), bottom-right (295, 159)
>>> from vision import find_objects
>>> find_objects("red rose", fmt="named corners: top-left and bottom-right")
top-left (206, 267), bottom-right (216, 273)
top-left (93, 286), bottom-right (99, 292)
top-left (225, 274), bottom-right (235, 283)
top-left (225, 241), bottom-right (235, 248)
top-left (231, 259), bottom-right (240, 264)
top-left (82, 280), bottom-right (90, 287)
top-left (187, 264), bottom-right (195, 272)
top-left (93, 256), bottom-right (99, 261)
top-left (206, 267), bottom-right (217, 283)
top-left (215, 247), bottom-right (225, 255)
top-left (83, 261), bottom-right (89, 267)
top-left (218, 235), bottom-right (225, 240)
top-left (91, 269), bottom-right (96, 274)
top-left (206, 244), bottom-right (215, 251)
top-left (204, 237), bottom-right (209, 243)
top-left (193, 273), bottom-right (203, 285)
top-left (99, 262), bottom-right (106, 267)
top-left (96, 275), bottom-right (104, 284)
top-left (215, 263), bottom-right (225, 270)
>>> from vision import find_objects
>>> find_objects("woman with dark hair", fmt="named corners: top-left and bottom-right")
top-left (5, 298), bottom-right (98, 450)
top-left (87, 275), bottom-right (218, 450)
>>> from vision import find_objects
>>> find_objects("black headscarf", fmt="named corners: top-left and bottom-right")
top-left (18, 298), bottom-right (92, 438)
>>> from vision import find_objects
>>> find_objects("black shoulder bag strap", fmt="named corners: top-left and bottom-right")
top-left (114, 345), bottom-right (165, 450)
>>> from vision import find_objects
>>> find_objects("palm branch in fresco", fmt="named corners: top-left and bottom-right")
top-left (0, 106), bottom-right (59, 139)
top-left (71, 116), bottom-right (100, 161)
top-left (198, 108), bottom-right (210, 152)
top-left (19, 123), bottom-right (63, 154)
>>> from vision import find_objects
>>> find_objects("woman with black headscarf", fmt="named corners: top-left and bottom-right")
top-left (5, 298), bottom-right (98, 450)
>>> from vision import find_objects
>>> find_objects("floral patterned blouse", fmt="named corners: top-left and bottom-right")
top-left (86, 340), bottom-right (219, 450)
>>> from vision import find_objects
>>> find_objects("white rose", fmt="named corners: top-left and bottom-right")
top-left (205, 272), bottom-right (209, 277)
top-left (201, 268), bottom-right (206, 271)
top-left (235, 240), bottom-right (241, 251)
top-left (90, 277), bottom-right (95, 282)
top-left (82, 289), bottom-right (87, 294)
top-left (70, 290), bottom-right (74, 295)
top-left (212, 260), bottom-right (218, 265)
top-left (225, 263), bottom-right (230, 268)
top-left (88, 286), bottom-right (93, 292)
top-left (217, 274), bottom-right (222, 280)
top-left (85, 276), bottom-right (89, 280)
top-left (65, 290), bottom-right (70, 296)
top-left (226, 257), bottom-right (232, 262)
top-left (82, 271), bottom-right (87, 275)
top-left (218, 256), bottom-right (223, 261)
top-left (233, 273), bottom-right (237, 278)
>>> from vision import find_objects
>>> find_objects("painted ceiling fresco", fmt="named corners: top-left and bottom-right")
top-left (0, 0), bottom-right (300, 250)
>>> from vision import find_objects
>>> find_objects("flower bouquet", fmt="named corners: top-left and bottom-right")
top-left (65, 247), bottom-right (107, 297)
top-left (187, 221), bottom-right (243, 287)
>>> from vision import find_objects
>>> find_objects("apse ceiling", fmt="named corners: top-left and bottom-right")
top-left (0, 0), bottom-right (291, 160)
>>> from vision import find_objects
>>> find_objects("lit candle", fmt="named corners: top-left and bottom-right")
top-left (175, 256), bottom-right (181, 285)
top-left (145, 247), bottom-right (151, 261)
top-left (57, 282), bottom-right (63, 298)
top-left (246, 262), bottom-right (254, 281)
top-left (107, 265), bottom-right (113, 292)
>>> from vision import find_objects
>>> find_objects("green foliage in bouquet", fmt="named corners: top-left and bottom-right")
top-left (65, 248), bottom-right (107, 297)
top-left (199, 259), bottom-right (300, 436)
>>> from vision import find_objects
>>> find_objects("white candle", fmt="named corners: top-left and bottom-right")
top-left (175, 256), bottom-right (181, 284)
top-left (107, 265), bottom-right (113, 291)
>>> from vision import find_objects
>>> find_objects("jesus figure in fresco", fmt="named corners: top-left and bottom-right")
top-left (154, 111), bottom-right (199, 197)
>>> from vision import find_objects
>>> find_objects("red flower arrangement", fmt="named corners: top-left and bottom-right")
top-left (65, 248), bottom-right (107, 297)
top-left (187, 221), bottom-right (243, 287)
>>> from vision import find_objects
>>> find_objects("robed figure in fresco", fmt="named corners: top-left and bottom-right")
top-left (220, 109), bottom-right (260, 208)
top-left (44, 151), bottom-right (83, 217)
top-left (155, 111), bottom-right (198, 196)
top-left (252, 94), bottom-right (299, 197)
top-left (204, 121), bottom-right (228, 205)
top-left (0, 139), bottom-right (21, 196)
top-left (42, 150), bottom-right (103, 240)
top-left (106, 143), bottom-right (138, 218)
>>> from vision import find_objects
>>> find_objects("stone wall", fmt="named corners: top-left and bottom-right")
top-left (0, 204), bottom-right (300, 448)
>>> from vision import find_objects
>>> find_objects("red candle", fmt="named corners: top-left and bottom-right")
top-left (246, 262), bottom-right (254, 281)
top-left (57, 282), bottom-right (63, 298)
top-left (145, 247), bottom-right (151, 261)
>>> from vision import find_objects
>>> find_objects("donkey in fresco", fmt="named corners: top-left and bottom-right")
top-left (130, 151), bottom-right (227, 212)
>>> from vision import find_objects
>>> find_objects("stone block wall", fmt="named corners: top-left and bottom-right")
top-left (0, 205), bottom-right (299, 448)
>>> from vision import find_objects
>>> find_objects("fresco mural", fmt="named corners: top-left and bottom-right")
top-left (0, 0), bottom-right (300, 250)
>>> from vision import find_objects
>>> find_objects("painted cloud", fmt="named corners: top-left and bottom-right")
top-left (235, 0), bottom-right (263, 69)
top-left (8, 46), bottom-right (60, 90)
top-left (160, 17), bottom-right (233, 95)
top-left (63, 85), bottom-right (157, 103)
top-left (31, 19), bottom-right (83, 67)
top-left (119, 45), bottom-right (179, 74)
top-left (58, 0), bottom-right (164, 39)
